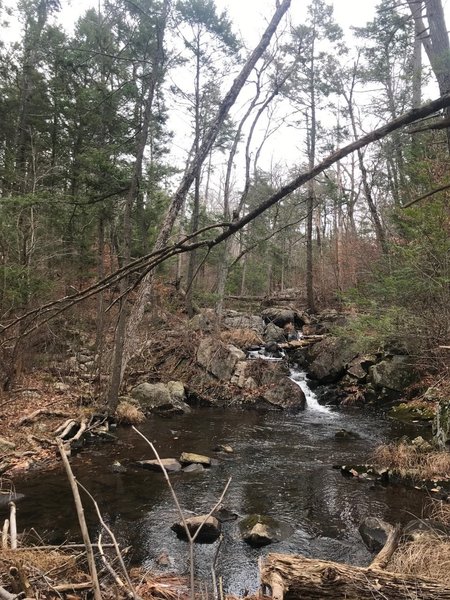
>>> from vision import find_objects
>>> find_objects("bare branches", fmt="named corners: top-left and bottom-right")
top-left (2, 92), bottom-right (450, 342)
top-left (402, 182), bottom-right (450, 207)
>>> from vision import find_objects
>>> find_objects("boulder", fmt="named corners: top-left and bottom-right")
top-left (264, 323), bottom-right (286, 344)
top-left (223, 311), bottom-right (265, 334)
top-left (197, 338), bottom-right (245, 381)
top-left (138, 458), bottom-right (182, 472)
top-left (359, 517), bottom-right (393, 551)
top-left (368, 355), bottom-right (416, 393)
top-left (346, 354), bottom-right (376, 381)
top-left (189, 308), bottom-right (217, 332)
top-left (230, 361), bottom-right (258, 389)
top-left (130, 381), bottom-right (190, 415)
top-left (213, 506), bottom-right (238, 522)
top-left (240, 514), bottom-right (294, 547)
top-left (307, 338), bottom-right (356, 384)
top-left (183, 463), bottom-right (205, 473)
top-left (172, 515), bottom-right (221, 543)
top-left (261, 308), bottom-right (304, 328)
top-left (180, 452), bottom-right (211, 467)
top-left (262, 376), bottom-right (306, 411)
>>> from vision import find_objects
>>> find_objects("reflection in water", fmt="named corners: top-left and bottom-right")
top-left (8, 387), bottom-right (426, 595)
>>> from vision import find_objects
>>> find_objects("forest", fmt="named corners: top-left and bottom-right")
top-left (0, 0), bottom-right (450, 599)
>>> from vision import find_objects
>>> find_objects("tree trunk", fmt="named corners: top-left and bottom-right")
top-left (261, 552), bottom-right (450, 600)
top-left (119, 0), bottom-right (292, 388)
top-left (106, 0), bottom-right (169, 412)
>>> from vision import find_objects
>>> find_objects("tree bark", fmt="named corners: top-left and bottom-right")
top-left (261, 552), bottom-right (450, 600)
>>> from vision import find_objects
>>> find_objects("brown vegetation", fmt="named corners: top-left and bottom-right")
top-left (373, 441), bottom-right (450, 480)
top-left (115, 401), bottom-right (145, 425)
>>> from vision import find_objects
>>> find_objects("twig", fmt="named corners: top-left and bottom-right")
top-left (9, 503), bottom-right (16, 550)
top-left (56, 439), bottom-right (102, 600)
top-left (2, 519), bottom-right (9, 549)
top-left (97, 532), bottom-right (127, 590)
top-left (53, 582), bottom-right (93, 592)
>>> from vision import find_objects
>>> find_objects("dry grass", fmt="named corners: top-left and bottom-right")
top-left (372, 442), bottom-right (450, 480)
top-left (116, 401), bottom-right (146, 425)
top-left (220, 328), bottom-right (262, 349)
top-left (388, 537), bottom-right (450, 586)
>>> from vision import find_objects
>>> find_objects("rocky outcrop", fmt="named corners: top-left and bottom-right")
top-left (223, 311), bottom-right (264, 334)
top-left (261, 307), bottom-right (305, 328)
top-left (307, 338), bottom-right (356, 384)
top-left (369, 355), bottom-right (416, 393)
top-left (264, 323), bottom-right (286, 344)
top-left (240, 514), bottom-right (294, 547)
top-left (130, 381), bottom-right (190, 415)
top-left (172, 515), bottom-right (221, 543)
top-left (197, 338), bottom-right (246, 381)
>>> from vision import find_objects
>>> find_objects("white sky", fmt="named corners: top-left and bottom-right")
top-left (2, 0), bottom-right (450, 201)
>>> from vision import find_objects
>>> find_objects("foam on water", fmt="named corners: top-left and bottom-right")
top-left (289, 367), bottom-right (334, 415)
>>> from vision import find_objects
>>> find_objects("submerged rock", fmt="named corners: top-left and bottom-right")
top-left (213, 444), bottom-right (234, 454)
top-left (240, 514), bottom-right (293, 547)
top-left (213, 506), bottom-right (238, 522)
top-left (172, 515), bottom-right (221, 543)
top-left (334, 429), bottom-right (361, 441)
top-left (183, 463), bottom-right (205, 473)
top-left (138, 458), bottom-right (182, 472)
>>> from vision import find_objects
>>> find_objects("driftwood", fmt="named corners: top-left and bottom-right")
top-left (0, 586), bottom-right (17, 600)
top-left (18, 409), bottom-right (68, 426)
top-left (261, 552), bottom-right (450, 600)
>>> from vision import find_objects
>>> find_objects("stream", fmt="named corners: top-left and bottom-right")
top-left (8, 368), bottom-right (427, 595)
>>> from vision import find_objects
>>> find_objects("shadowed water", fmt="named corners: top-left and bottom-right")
top-left (8, 370), bottom-right (427, 595)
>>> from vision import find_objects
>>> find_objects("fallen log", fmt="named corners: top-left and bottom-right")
top-left (18, 409), bottom-right (68, 426)
top-left (261, 552), bottom-right (450, 600)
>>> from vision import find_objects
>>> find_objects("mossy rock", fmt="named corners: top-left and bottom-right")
top-left (390, 402), bottom-right (435, 422)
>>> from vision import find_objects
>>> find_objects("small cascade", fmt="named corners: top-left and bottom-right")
top-left (289, 367), bottom-right (334, 415)
top-left (247, 347), bottom-right (286, 361)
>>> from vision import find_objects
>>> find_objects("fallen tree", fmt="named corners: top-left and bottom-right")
top-left (261, 551), bottom-right (450, 600)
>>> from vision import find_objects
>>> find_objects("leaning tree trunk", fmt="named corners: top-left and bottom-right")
top-left (117, 0), bottom-right (292, 394)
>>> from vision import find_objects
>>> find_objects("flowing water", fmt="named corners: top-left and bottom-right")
top-left (7, 368), bottom-right (427, 595)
